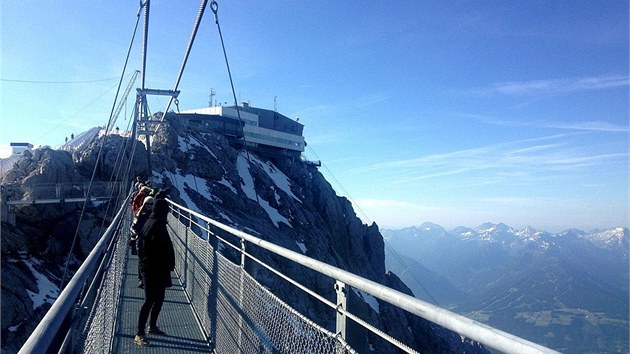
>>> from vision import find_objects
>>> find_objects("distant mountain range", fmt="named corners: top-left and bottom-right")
top-left (382, 222), bottom-right (629, 354)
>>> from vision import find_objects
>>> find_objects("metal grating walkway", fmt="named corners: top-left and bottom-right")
top-left (111, 251), bottom-right (211, 353)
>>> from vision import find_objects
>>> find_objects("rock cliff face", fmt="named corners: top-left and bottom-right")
top-left (1, 148), bottom-right (120, 353)
top-left (1, 121), bottom-right (488, 353)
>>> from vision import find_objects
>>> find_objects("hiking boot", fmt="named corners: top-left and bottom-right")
top-left (134, 335), bottom-right (150, 346)
top-left (148, 326), bottom-right (167, 335)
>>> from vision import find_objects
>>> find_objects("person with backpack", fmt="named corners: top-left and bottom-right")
top-left (130, 196), bottom-right (154, 287)
top-left (134, 198), bottom-right (175, 346)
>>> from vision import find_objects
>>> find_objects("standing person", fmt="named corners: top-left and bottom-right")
top-left (130, 196), bottom-right (154, 287)
top-left (132, 186), bottom-right (151, 215)
top-left (154, 187), bottom-right (171, 200)
top-left (134, 198), bottom-right (175, 346)
top-left (134, 176), bottom-right (144, 190)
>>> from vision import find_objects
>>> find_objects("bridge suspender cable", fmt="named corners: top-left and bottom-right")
top-left (211, 1), bottom-right (424, 295)
top-left (59, 3), bottom-right (144, 289)
top-left (210, 0), bottom-right (261, 205)
top-left (305, 144), bottom-right (441, 306)
top-left (158, 0), bottom-right (209, 123)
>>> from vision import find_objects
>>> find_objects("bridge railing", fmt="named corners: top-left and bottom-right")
top-left (18, 195), bottom-right (560, 354)
top-left (167, 200), bottom-right (560, 354)
top-left (168, 202), bottom-right (357, 353)
top-left (18, 194), bottom-right (132, 354)
top-left (2, 181), bottom-right (122, 203)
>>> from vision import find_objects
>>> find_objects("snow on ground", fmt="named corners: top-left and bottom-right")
top-left (236, 154), bottom-right (257, 201)
top-left (152, 171), bottom-right (165, 185)
top-left (248, 154), bottom-right (301, 203)
top-left (259, 198), bottom-right (291, 228)
top-left (171, 169), bottom-right (215, 209)
top-left (23, 259), bottom-right (59, 310)
top-left (237, 153), bottom-right (291, 228)
top-left (166, 170), bottom-right (217, 240)
top-left (177, 135), bottom-right (215, 157)
top-left (296, 242), bottom-right (307, 254)
top-left (216, 177), bottom-right (237, 194)
top-left (354, 288), bottom-right (380, 314)
top-left (8, 323), bottom-right (22, 332)
top-left (217, 211), bottom-right (234, 224)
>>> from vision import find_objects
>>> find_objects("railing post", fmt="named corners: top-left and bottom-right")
top-left (207, 220), bottom-right (218, 352)
top-left (238, 238), bottom-right (247, 351)
top-left (183, 207), bottom-right (189, 287)
top-left (335, 280), bottom-right (347, 341)
top-left (240, 239), bottom-right (246, 269)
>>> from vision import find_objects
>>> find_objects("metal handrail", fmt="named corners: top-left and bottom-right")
top-left (2, 181), bottom-right (122, 203)
top-left (168, 199), bottom-right (560, 354)
top-left (18, 194), bottom-right (130, 354)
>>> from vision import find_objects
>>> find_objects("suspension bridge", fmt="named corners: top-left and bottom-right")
top-left (8, 1), bottom-right (562, 352)
top-left (12, 186), bottom-right (560, 354)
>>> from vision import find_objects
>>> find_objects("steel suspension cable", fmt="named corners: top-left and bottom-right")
top-left (305, 144), bottom-right (440, 306)
top-left (98, 72), bottom-right (141, 225)
top-left (102, 103), bottom-right (138, 228)
top-left (159, 0), bottom-right (208, 121)
top-left (59, 4), bottom-right (144, 289)
top-left (210, 0), bottom-right (261, 205)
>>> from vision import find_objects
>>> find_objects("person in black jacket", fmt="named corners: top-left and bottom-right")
top-left (131, 196), bottom-right (154, 288)
top-left (134, 198), bottom-right (175, 346)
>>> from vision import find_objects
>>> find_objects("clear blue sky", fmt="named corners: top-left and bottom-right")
top-left (1, 1), bottom-right (628, 232)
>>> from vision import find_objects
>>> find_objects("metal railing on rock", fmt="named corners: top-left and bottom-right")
top-left (2, 181), bottom-right (122, 205)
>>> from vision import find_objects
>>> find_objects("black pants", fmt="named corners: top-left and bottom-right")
top-left (136, 272), bottom-right (166, 335)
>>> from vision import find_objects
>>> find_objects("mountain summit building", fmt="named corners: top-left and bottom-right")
top-left (170, 102), bottom-right (305, 157)
top-left (10, 142), bottom-right (33, 155)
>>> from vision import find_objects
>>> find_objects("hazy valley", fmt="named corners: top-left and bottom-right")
top-left (383, 223), bottom-right (629, 353)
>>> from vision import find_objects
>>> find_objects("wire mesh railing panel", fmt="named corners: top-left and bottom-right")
top-left (187, 227), bottom-right (215, 333)
top-left (3, 181), bottom-right (122, 201)
top-left (169, 215), bottom-right (216, 338)
top-left (73, 208), bottom-right (132, 353)
top-left (167, 213), bottom-right (355, 354)
top-left (214, 253), bottom-right (355, 354)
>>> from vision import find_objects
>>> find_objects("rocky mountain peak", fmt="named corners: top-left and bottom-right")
top-left (586, 227), bottom-right (629, 252)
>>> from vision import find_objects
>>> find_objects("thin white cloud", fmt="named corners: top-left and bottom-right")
top-left (491, 75), bottom-right (628, 95)
top-left (353, 198), bottom-right (437, 212)
top-left (479, 196), bottom-right (573, 208)
top-left (297, 104), bottom-right (340, 119)
top-left (467, 113), bottom-right (629, 133)
top-left (544, 120), bottom-right (629, 133)
top-left (352, 94), bottom-right (390, 109)
top-left (352, 134), bottom-right (628, 189)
